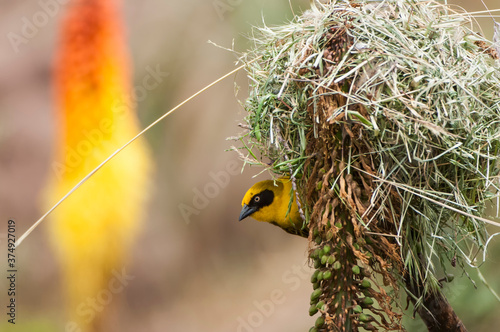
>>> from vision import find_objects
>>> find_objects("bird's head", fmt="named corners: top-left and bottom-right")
top-left (239, 180), bottom-right (281, 223)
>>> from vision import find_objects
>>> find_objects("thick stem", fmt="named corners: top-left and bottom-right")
top-left (404, 277), bottom-right (467, 332)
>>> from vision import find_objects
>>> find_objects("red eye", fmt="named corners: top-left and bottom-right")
top-left (254, 196), bottom-right (260, 202)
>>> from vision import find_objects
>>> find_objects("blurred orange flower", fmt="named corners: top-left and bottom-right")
top-left (45, 0), bottom-right (151, 330)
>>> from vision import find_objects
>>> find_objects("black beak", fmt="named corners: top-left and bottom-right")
top-left (239, 204), bottom-right (257, 221)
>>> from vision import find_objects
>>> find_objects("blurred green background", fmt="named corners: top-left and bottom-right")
top-left (0, 0), bottom-right (500, 331)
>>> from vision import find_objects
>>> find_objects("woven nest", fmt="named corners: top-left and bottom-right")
top-left (236, 0), bottom-right (500, 330)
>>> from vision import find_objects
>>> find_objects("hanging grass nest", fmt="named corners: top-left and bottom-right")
top-left (237, 0), bottom-right (500, 331)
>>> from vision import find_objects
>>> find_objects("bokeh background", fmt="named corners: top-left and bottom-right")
top-left (1, 0), bottom-right (500, 331)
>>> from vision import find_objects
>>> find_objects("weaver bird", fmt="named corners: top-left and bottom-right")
top-left (239, 177), bottom-right (308, 237)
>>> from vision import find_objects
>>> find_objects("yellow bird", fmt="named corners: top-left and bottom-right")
top-left (239, 177), bottom-right (308, 237)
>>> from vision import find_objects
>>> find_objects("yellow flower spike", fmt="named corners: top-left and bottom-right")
top-left (45, 0), bottom-right (151, 330)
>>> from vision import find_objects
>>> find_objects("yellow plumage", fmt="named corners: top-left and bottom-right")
top-left (239, 177), bottom-right (307, 236)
